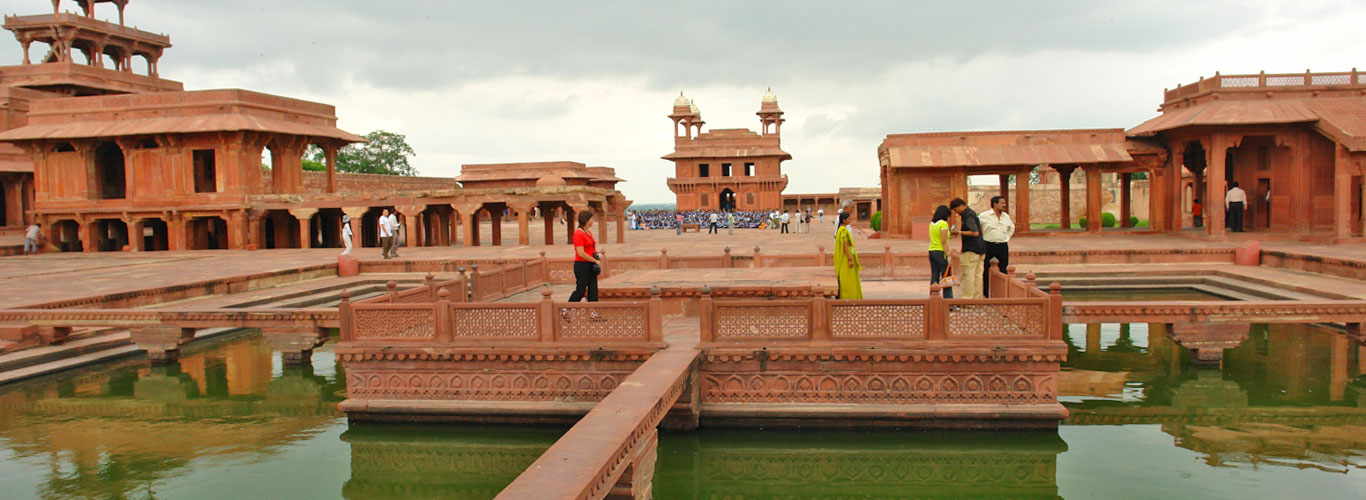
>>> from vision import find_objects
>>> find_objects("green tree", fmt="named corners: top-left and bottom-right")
top-left (337, 130), bottom-right (418, 176)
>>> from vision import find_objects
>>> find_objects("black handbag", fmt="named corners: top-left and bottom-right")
top-left (592, 252), bottom-right (602, 276)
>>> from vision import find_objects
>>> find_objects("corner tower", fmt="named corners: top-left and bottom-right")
top-left (663, 90), bottom-right (791, 212)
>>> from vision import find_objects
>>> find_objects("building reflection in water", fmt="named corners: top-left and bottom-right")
top-left (1061, 322), bottom-right (1366, 473)
top-left (340, 425), bottom-right (561, 500)
top-left (0, 333), bottom-right (343, 500)
top-left (653, 429), bottom-right (1066, 499)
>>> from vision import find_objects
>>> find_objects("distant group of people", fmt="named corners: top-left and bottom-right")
top-left (1191, 182), bottom-right (1250, 232)
top-left (627, 207), bottom-right (832, 235)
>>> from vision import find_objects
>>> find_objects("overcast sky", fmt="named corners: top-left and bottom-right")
top-left (7, 0), bottom-right (1365, 203)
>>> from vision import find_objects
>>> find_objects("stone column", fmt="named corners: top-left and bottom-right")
top-left (1333, 145), bottom-right (1352, 239)
top-left (616, 209), bottom-right (626, 244)
top-left (544, 204), bottom-right (556, 245)
top-left (1055, 165), bottom-right (1075, 229)
top-left (1206, 134), bottom-right (1227, 239)
top-left (1015, 168), bottom-right (1031, 234)
top-left (323, 143), bottom-right (338, 193)
top-left (510, 202), bottom-right (533, 247)
top-left (447, 206), bottom-right (461, 246)
top-left (565, 205), bottom-right (580, 245)
top-left (455, 204), bottom-right (479, 247)
top-left (343, 207), bottom-right (367, 248)
top-left (1084, 166), bottom-right (1102, 232)
top-left (228, 210), bottom-right (248, 250)
top-left (290, 208), bottom-right (317, 249)
top-left (1120, 172), bottom-right (1132, 228)
top-left (489, 208), bottom-right (503, 246)
top-left (404, 213), bottom-right (420, 249)
top-left (127, 217), bottom-right (144, 252)
top-left (595, 208), bottom-right (607, 244)
top-left (998, 174), bottom-right (1009, 202)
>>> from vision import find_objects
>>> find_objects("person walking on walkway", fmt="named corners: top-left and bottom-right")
top-left (928, 205), bottom-right (954, 298)
top-left (1226, 182), bottom-right (1247, 232)
top-left (726, 211), bottom-right (735, 235)
top-left (390, 212), bottom-right (404, 258)
top-left (834, 212), bottom-right (863, 299)
top-left (950, 198), bottom-right (986, 298)
top-left (675, 212), bottom-right (684, 235)
top-left (340, 215), bottom-right (354, 256)
top-left (568, 211), bottom-right (602, 304)
top-left (980, 195), bottom-right (1015, 297)
top-left (23, 222), bottom-right (41, 255)
top-left (780, 210), bottom-right (791, 234)
top-left (709, 212), bottom-right (719, 234)
top-left (378, 209), bottom-right (394, 259)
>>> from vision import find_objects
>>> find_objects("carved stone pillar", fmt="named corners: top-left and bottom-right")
top-left (509, 202), bottom-right (534, 247)
top-left (1054, 165), bottom-right (1075, 229)
top-left (290, 208), bottom-right (317, 249)
top-left (1084, 166), bottom-right (1102, 232)
top-left (343, 207), bottom-right (367, 249)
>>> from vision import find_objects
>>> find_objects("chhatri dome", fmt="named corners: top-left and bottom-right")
top-left (689, 99), bottom-right (700, 115)
top-left (761, 87), bottom-right (778, 103)
top-left (535, 174), bottom-right (567, 187)
top-left (673, 92), bottom-right (690, 107)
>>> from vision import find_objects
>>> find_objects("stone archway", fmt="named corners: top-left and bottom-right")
top-left (719, 188), bottom-right (736, 211)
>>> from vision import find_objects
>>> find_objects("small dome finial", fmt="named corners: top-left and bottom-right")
top-left (673, 91), bottom-right (690, 107)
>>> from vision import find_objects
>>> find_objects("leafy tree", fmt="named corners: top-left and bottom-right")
top-left (297, 131), bottom-right (419, 176)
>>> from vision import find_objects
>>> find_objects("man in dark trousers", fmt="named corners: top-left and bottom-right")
top-left (949, 198), bottom-right (986, 298)
top-left (979, 196), bottom-right (1015, 297)
top-left (1226, 182), bottom-right (1247, 232)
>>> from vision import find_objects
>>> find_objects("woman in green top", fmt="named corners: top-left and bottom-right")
top-left (928, 205), bottom-right (954, 298)
top-left (834, 211), bottom-right (863, 299)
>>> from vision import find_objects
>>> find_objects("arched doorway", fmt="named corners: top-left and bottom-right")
top-left (52, 220), bottom-right (81, 252)
top-left (189, 217), bottom-right (228, 250)
top-left (719, 188), bottom-right (736, 211)
top-left (94, 219), bottom-right (129, 251)
top-left (262, 210), bottom-right (300, 249)
top-left (94, 141), bottom-right (126, 199)
top-left (312, 209), bottom-right (344, 248)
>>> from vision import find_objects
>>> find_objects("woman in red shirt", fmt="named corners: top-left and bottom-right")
top-left (569, 211), bottom-right (602, 302)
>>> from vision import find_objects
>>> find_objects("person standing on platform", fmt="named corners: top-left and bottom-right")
top-left (980, 196), bottom-right (1015, 297)
top-left (378, 209), bottom-right (394, 259)
top-left (23, 222), bottom-right (41, 255)
top-left (340, 215), bottom-right (354, 256)
top-left (928, 205), bottom-right (954, 298)
top-left (834, 211), bottom-right (863, 299)
top-left (675, 212), bottom-right (684, 235)
top-left (818, 207), bottom-right (825, 224)
top-left (1192, 198), bottom-right (1203, 227)
top-left (568, 211), bottom-right (601, 304)
top-left (780, 210), bottom-right (791, 234)
top-left (709, 211), bottom-right (719, 234)
top-left (726, 211), bottom-right (735, 235)
top-left (390, 212), bottom-right (404, 258)
top-left (1226, 182), bottom-right (1247, 232)
top-left (950, 198), bottom-right (986, 298)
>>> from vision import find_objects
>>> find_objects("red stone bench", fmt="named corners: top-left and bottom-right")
top-left (681, 223), bottom-right (701, 233)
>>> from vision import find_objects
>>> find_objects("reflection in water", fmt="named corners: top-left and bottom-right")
top-left (655, 430), bottom-right (1066, 499)
top-left (340, 425), bottom-right (560, 500)
top-left (1062, 322), bottom-right (1366, 472)
top-left (0, 332), bottom-right (344, 500)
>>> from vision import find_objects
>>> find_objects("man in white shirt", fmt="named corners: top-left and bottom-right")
top-left (388, 212), bottom-right (403, 257)
top-left (708, 212), bottom-right (719, 234)
top-left (23, 223), bottom-right (41, 255)
top-left (979, 196), bottom-right (1015, 298)
top-left (780, 211), bottom-right (791, 234)
top-left (1225, 182), bottom-right (1247, 232)
top-left (817, 208), bottom-right (824, 224)
top-left (378, 209), bottom-right (394, 259)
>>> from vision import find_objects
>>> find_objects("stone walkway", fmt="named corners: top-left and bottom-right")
top-left (0, 225), bottom-right (1361, 309)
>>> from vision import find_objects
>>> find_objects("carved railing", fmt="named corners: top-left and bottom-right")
top-left (471, 257), bottom-right (549, 301)
top-left (700, 270), bottom-right (1062, 344)
top-left (339, 287), bottom-right (664, 346)
top-left (1164, 69), bottom-right (1364, 102)
top-left (355, 273), bottom-right (470, 305)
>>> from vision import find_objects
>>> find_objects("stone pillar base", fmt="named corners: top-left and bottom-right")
top-left (263, 327), bottom-right (328, 365)
top-left (130, 326), bottom-right (196, 365)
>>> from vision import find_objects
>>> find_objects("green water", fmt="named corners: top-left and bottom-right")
top-left (0, 324), bottom-right (1362, 499)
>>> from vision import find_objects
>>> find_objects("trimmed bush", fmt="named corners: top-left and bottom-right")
top-left (1102, 212), bottom-right (1117, 228)
top-left (1129, 215), bottom-right (1139, 226)
top-left (870, 211), bottom-right (882, 231)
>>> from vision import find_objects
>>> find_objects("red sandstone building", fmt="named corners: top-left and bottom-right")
top-left (0, 1), bottom-right (630, 252)
top-left (881, 70), bottom-right (1366, 243)
top-left (664, 90), bottom-right (790, 211)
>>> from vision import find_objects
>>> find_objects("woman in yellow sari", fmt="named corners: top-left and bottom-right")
top-left (834, 211), bottom-right (863, 299)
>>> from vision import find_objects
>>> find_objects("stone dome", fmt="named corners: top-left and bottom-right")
top-left (535, 174), bottom-right (567, 187)
top-left (673, 92), bottom-right (690, 107)
top-left (689, 99), bottom-right (700, 115)
top-left (761, 87), bottom-right (778, 103)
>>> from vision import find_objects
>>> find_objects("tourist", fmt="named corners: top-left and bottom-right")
top-left (818, 207), bottom-right (825, 223)
top-left (675, 212), bottom-right (683, 235)
top-left (1192, 198), bottom-right (1203, 227)
top-left (378, 209), bottom-right (394, 259)
top-left (568, 211), bottom-right (601, 304)
top-left (390, 213), bottom-right (404, 258)
top-left (23, 222), bottom-right (41, 255)
top-left (928, 205), bottom-right (954, 298)
top-left (340, 215), bottom-right (353, 256)
top-left (1226, 182), bottom-right (1247, 232)
top-left (726, 211), bottom-right (735, 235)
top-left (834, 211), bottom-right (863, 299)
top-left (980, 196), bottom-right (1015, 298)
top-left (780, 210), bottom-right (791, 233)
top-left (950, 198), bottom-right (986, 298)
top-left (709, 211), bottom-right (719, 234)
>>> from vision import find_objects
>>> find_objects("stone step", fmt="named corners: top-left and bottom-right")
top-left (0, 327), bottom-right (247, 386)
top-left (0, 331), bottom-right (133, 373)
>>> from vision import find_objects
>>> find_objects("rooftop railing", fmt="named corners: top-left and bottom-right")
top-left (1164, 69), bottom-right (1363, 103)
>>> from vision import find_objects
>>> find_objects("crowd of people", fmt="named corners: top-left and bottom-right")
top-left (627, 208), bottom-right (830, 232)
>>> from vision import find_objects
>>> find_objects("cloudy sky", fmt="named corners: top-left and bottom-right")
top-left (8, 1), bottom-right (1365, 202)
